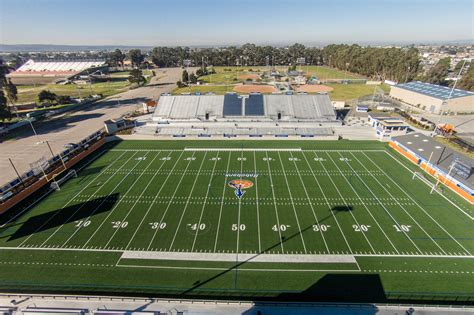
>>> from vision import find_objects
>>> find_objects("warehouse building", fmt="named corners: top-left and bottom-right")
top-left (390, 81), bottom-right (474, 114)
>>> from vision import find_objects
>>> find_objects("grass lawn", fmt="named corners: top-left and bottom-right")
top-left (327, 83), bottom-right (390, 101)
top-left (172, 85), bottom-right (232, 95)
top-left (172, 83), bottom-right (391, 101)
top-left (16, 80), bottom-right (131, 104)
top-left (197, 66), bottom-right (267, 85)
top-left (303, 66), bottom-right (366, 80)
top-left (0, 140), bottom-right (472, 302)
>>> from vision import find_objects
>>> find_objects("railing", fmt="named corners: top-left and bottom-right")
top-left (0, 131), bottom-right (106, 212)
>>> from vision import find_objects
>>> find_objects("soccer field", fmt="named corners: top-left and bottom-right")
top-left (0, 140), bottom-right (473, 302)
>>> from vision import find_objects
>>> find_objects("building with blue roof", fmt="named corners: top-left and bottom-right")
top-left (390, 81), bottom-right (473, 114)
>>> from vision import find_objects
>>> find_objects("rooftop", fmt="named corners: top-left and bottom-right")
top-left (393, 81), bottom-right (474, 100)
top-left (393, 133), bottom-right (473, 188)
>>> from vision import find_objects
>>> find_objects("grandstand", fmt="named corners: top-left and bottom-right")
top-left (142, 93), bottom-right (340, 137)
top-left (7, 59), bottom-right (107, 84)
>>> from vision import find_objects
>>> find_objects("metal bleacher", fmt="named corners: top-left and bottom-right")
top-left (245, 94), bottom-right (265, 116)
top-left (223, 94), bottom-right (243, 116)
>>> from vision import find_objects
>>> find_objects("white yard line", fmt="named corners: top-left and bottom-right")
top-left (103, 151), bottom-right (171, 248)
top-left (146, 152), bottom-right (196, 251)
top-left (276, 151), bottom-right (307, 253)
top-left (20, 150), bottom-right (130, 247)
top-left (1, 246), bottom-right (472, 259)
top-left (168, 152), bottom-right (208, 250)
top-left (363, 151), bottom-right (472, 255)
top-left (71, 151), bottom-right (157, 248)
top-left (191, 152), bottom-right (220, 251)
top-left (289, 152), bottom-right (329, 253)
top-left (313, 152), bottom-right (376, 253)
top-left (213, 153), bottom-right (232, 252)
top-left (110, 149), bottom-right (181, 152)
top-left (264, 151), bottom-right (285, 253)
top-left (300, 151), bottom-right (353, 254)
top-left (327, 152), bottom-right (401, 254)
top-left (185, 148), bottom-right (302, 152)
top-left (352, 152), bottom-right (449, 255)
top-left (253, 151), bottom-right (262, 253)
top-left (384, 150), bottom-right (474, 220)
top-left (305, 150), bottom-right (386, 152)
top-left (124, 151), bottom-right (185, 250)
top-left (235, 149), bottom-right (244, 258)
top-left (333, 151), bottom-right (421, 254)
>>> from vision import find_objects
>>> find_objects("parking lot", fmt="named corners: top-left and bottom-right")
top-left (0, 67), bottom-right (183, 185)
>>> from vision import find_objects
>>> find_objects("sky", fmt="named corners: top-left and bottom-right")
top-left (0, 0), bottom-right (473, 46)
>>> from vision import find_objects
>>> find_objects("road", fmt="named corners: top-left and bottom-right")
top-left (0, 67), bottom-right (184, 185)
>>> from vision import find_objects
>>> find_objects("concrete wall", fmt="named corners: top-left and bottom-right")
top-left (390, 86), bottom-right (444, 113)
top-left (446, 95), bottom-right (474, 113)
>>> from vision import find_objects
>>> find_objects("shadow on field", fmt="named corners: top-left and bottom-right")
top-left (277, 274), bottom-right (386, 302)
top-left (180, 206), bottom-right (355, 296)
top-left (6, 193), bottom-right (119, 241)
top-left (332, 205), bottom-right (354, 212)
top-left (76, 166), bottom-right (107, 183)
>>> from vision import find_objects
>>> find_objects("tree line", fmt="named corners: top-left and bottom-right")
top-left (107, 43), bottom-right (421, 82)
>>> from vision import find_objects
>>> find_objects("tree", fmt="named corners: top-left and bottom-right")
top-left (0, 59), bottom-right (12, 120)
top-left (5, 79), bottom-right (17, 105)
top-left (128, 49), bottom-right (145, 68)
top-left (108, 49), bottom-right (126, 68)
top-left (128, 69), bottom-right (146, 86)
top-left (423, 57), bottom-right (450, 85)
top-left (189, 72), bottom-right (197, 84)
top-left (176, 80), bottom-right (186, 88)
top-left (37, 90), bottom-right (57, 106)
top-left (457, 62), bottom-right (474, 91)
top-left (56, 95), bottom-right (71, 104)
top-left (182, 70), bottom-right (189, 83)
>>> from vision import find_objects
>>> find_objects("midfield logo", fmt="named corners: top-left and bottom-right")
top-left (228, 179), bottom-right (254, 199)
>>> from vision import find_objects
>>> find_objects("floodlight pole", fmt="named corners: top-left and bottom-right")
top-left (8, 158), bottom-right (24, 186)
top-left (28, 118), bottom-right (38, 137)
top-left (433, 59), bottom-right (467, 136)
top-left (46, 140), bottom-right (66, 169)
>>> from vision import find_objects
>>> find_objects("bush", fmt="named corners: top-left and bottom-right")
top-left (56, 95), bottom-right (71, 105)
top-left (176, 80), bottom-right (187, 88)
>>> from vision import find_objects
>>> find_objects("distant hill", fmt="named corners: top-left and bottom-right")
top-left (1, 39), bottom-right (472, 53)
top-left (0, 44), bottom-right (154, 52)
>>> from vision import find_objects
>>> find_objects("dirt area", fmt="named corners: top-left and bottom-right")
top-left (233, 84), bottom-right (277, 93)
top-left (296, 84), bottom-right (334, 93)
top-left (238, 74), bottom-right (260, 80)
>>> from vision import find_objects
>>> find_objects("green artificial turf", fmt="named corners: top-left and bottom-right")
top-left (0, 140), bottom-right (472, 303)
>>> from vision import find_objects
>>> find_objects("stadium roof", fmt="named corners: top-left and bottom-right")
top-left (12, 59), bottom-right (106, 75)
top-left (394, 81), bottom-right (474, 100)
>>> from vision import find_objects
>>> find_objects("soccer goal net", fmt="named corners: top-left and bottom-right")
top-left (50, 169), bottom-right (77, 191)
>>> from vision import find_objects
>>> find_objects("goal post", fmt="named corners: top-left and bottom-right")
top-left (50, 169), bottom-right (77, 191)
